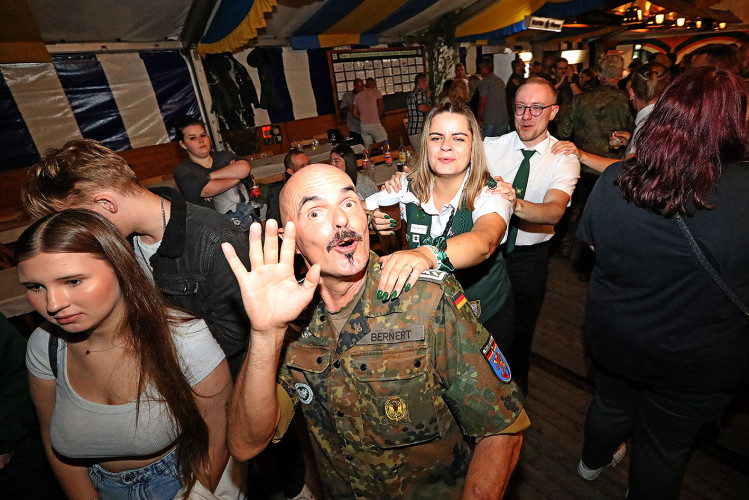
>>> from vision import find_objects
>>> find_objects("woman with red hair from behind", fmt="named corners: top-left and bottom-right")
top-left (575, 67), bottom-right (749, 499)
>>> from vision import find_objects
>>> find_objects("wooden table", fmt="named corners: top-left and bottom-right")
top-left (250, 143), bottom-right (366, 184)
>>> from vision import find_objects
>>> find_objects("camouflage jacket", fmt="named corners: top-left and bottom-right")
top-left (556, 82), bottom-right (635, 166)
top-left (277, 253), bottom-right (527, 499)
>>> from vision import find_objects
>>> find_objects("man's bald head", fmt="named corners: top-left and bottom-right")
top-left (279, 164), bottom-right (355, 225)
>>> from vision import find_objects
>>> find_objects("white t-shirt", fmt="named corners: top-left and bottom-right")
top-left (484, 131), bottom-right (580, 246)
top-left (133, 235), bottom-right (160, 275)
top-left (365, 170), bottom-right (512, 244)
top-left (26, 316), bottom-right (225, 459)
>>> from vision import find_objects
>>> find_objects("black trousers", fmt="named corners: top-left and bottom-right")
top-left (582, 368), bottom-right (733, 500)
top-left (504, 241), bottom-right (550, 384)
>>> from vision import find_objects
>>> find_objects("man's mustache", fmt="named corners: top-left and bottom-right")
top-left (326, 229), bottom-right (363, 251)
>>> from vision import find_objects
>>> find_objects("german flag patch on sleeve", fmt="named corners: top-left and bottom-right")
top-left (452, 290), bottom-right (467, 309)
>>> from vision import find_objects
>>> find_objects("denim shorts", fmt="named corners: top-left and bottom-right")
top-left (89, 449), bottom-right (181, 500)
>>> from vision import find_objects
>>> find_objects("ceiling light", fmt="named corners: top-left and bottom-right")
top-left (718, 22), bottom-right (726, 29)
top-left (676, 18), bottom-right (685, 27)
top-left (695, 20), bottom-right (702, 29)
top-left (655, 13), bottom-right (665, 25)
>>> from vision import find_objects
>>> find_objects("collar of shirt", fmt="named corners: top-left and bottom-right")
top-left (635, 103), bottom-right (654, 127)
top-left (511, 131), bottom-right (551, 157)
top-left (421, 169), bottom-right (471, 216)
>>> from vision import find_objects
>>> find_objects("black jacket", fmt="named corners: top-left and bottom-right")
top-left (149, 188), bottom-right (250, 377)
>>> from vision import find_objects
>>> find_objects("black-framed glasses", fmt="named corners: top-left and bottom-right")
top-left (512, 104), bottom-right (555, 117)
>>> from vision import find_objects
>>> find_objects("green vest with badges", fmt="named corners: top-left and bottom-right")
top-left (404, 183), bottom-right (511, 323)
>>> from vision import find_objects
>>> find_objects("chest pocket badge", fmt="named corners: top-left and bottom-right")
top-left (384, 396), bottom-right (408, 421)
top-left (295, 383), bottom-right (314, 404)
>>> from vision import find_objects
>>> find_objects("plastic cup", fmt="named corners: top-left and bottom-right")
top-left (377, 194), bottom-right (401, 231)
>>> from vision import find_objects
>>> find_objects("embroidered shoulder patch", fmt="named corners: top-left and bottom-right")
top-left (418, 269), bottom-right (448, 283)
top-left (481, 335), bottom-right (512, 383)
top-left (468, 299), bottom-right (481, 318)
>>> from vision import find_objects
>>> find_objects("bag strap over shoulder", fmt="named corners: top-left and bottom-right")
top-left (48, 334), bottom-right (59, 379)
top-left (675, 214), bottom-right (749, 319)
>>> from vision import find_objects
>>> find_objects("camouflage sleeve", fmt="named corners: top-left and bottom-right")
top-left (429, 276), bottom-right (526, 438)
top-left (272, 354), bottom-right (299, 442)
top-left (556, 96), bottom-right (575, 139)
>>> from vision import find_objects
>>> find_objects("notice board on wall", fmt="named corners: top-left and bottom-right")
top-left (328, 46), bottom-right (426, 120)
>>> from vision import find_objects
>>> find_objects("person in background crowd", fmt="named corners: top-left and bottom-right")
top-left (264, 150), bottom-right (312, 227)
top-left (619, 58), bottom-right (643, 91)
top-left (666, 52), bottom-right (680, 77)
top-left (484, 77), bottom-right (580, 395)
top-left (284, 150), bottom-right (310, 180)
top-left (365, 77), bottom-right (376, 89)
top-left (578, 67), bottom-right (599, 91)
top-left (329, 144), bottom-right (378, 200)
top-left (339, 78), bottom-right (365, 144)
top-left (690, 43), bottom-right (738, 72)
top-left (22, 140), bottom-right (251, 377)
top-left (468, 73), bottom-right (483, 116)
top-left (354, 77), bottom-right (387, 147)
top-left (576, 67), bottom-right (749, 499)
top-left (553, 62), bottom-right (671, 172)
top-left (445, 78), bottom-right (471, 104)
top-left (0, 313), bottom-right (64, 499)
top-left (556, 53), bottom-right (634, 280)
top-left (680, 52), bottom-right (693, 73)
top-left (173, 116), bottom-right (256, 230)
top-left (223, 164), bottom-right (528, 499)
top-left (19, 209), bottom-right (232, 499)
top-left (553, 57), bottom-right (580, 110)
top-left (367, 101), bottom-right (516, 361)
top-left (477, 58), bottom-right (510, 137)
top-left (529, 61), bottom-right (542, 78)
top-left (406, 73), bottom-right (432, 154)
top-left (537, 54), bottom-right (556, 82)
top-left (506, 58), bottom-right (527, 127)
top-left (454, 62), bottom-right (469, 86)
top-left (739, 43), bottom-right (749, 80)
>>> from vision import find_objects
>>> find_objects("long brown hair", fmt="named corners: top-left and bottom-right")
top-left (410, 101), bottom-right (490, 211)
top-left (15, 209), bottom-right (209, 494)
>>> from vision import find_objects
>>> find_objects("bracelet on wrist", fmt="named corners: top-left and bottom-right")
top-left (421, 244), bottom-right (454, 273)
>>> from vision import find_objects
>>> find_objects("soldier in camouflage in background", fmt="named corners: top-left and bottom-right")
top-left (555, 54), bottom-right (634, 279)
top-left (223, 165), bottom-right (528, 499)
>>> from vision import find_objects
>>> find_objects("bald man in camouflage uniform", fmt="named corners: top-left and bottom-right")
top-left (224, 165), bottom-right (528, 499)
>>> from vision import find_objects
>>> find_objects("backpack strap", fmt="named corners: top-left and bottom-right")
top-left (48, 334), bottom-right (59, 379)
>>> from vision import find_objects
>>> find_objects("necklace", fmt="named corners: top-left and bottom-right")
top-left (161, 196), bottom-right (167, 229)
top-left (84, 340), bottom-right (123, 355)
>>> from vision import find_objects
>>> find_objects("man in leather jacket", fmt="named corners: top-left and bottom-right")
top-left (22, 139), bottom-right (250, 377)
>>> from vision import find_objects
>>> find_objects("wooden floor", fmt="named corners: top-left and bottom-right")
top-left (251, 254), bottom-right (749, 499)
top-left (505, 254), bottom-right (749, 499)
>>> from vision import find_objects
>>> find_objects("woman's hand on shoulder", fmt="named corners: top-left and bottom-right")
top-left (491, 176), bottom-right (517, 208)
top-left (550, 140), bottom-right (582, 160)
top-left (376, 248), bottom-right (437, 301)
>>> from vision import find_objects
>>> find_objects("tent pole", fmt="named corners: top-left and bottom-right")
top-left (184, 46), bottom-right (224, 151)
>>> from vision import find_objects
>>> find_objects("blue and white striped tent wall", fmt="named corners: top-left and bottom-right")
top-left (0, 50), bottom-right (199, 171)
top-left (1, 46), bottom-right (349, 171)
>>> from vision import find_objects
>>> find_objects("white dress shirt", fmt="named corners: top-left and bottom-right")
top-left (483, 131), bottom-right (580, 246)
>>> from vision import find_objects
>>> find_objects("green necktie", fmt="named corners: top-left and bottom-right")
top-left (505, 149), bottom-right (535, 253)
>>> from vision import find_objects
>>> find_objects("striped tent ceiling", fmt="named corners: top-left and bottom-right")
top-left (198, 0), bottom-right (605, 53)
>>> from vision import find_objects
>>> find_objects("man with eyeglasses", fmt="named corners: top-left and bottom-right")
top-left (483, 77), bottom-right (580, 395)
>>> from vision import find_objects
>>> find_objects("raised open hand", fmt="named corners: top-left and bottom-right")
top-left (222, 220), bottom-right (320, 334)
